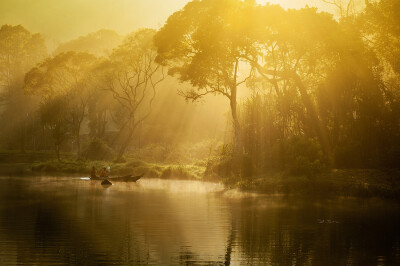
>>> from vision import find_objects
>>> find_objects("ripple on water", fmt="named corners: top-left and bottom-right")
top-left (0, 176), bottom-right (399, 265)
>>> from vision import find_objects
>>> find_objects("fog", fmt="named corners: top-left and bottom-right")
top-left (1, 1), bottom-right (400, 264)
top-left (0, 0), bottom-right (361, 46)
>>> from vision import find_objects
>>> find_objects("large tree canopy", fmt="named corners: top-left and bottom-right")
top-left (154, 0), bottom-right (354, 161)
top-left (24, 51), bottom-right (98, 157)
top-left (155, 0), bottom-right (257, 155)
top-left (54, 29), bottom-right (123, 57)
top-left (0, 24), bottom-right (47, 103)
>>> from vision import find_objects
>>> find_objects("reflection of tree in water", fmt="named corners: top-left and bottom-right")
top-left (0, 180), bottom-right (151, 265)
top-left (235, 200), bottom-right (400, 265)
top-left (178, 246), bottom-right (199, 265)
top-left (0, 187), bottom-right (104, 264)
top-left (3, 179), bottom-right (399, 265)
top-left (118, 199), bottom-right (152, 264)
top-left (178, 246), bottom-right (229, 265)
top-left (224, 208), bottom-right (236, 266)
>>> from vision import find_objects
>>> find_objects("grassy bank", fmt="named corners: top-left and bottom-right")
top-left (0, 150), bottom-right (205, 180)
top-left (29, 158), bottom-right (205, 180)
top-left (1, 150), bottom-right (399, 200)
top-left (226, 169), bottom-right (400, 200)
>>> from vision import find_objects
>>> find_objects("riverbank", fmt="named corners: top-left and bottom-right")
top-left (0, 150), bottom-right (399, 199)
top-left (30, 159), bottom-right (205, 180)
top-left (0, 152), bottom-right (205, 180)
top-left (226, 169), bottom-right (400, 200)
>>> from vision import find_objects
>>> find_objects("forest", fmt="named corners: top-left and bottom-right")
top-left (0, 0), bottom-right (399, 197)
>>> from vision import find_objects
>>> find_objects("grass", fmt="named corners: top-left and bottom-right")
top-left (226, 169), bottom-right (400, 200)
top-left (1, 150), bottom-right (399, 200)
top-left (29, 158), bottom-right (205, 180)
top-left (0, 149), bottom-right (75, 163)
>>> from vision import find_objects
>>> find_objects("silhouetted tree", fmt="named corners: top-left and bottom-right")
top-left (100, 29), bottom-right (165, 160)
top-left (24, 51), bottom-right (98, 156)
top-left (0, 24), bottom-right (47, 151)
top-left (154, 0), bottom-right (255, 156)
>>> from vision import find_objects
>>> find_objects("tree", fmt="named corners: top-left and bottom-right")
top-left (154, 0), bottom-right (255, 156)
top-left (242, 6), bottom-right (362, 164)
top-left (361, 0), bottom-right (400, 98)
top-left (38, 96), bottom-right (68, 161)
top-left (0, 24), bottom-right (47, 103)
top-left (0, 24), bottom-right (47, 151)
top-left (54, 29), bottom-right (123, 57)
top-left (87, 89), bottom-right (110, 139)
top-left (24, 51), bottom-right (98, 156)
top-left (320, 0), bottom-right (365, 18)
top-left (238, 3), bottom-right (390, 169)
top-left (360, 0), bottom-right (400, 167)
top-left (100, 28), bottom-right (165, 160)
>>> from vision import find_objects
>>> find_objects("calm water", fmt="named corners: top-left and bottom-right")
top-left (0, 176), bottom-right (399, 265)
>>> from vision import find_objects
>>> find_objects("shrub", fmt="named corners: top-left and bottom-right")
top-left (160, 165), bottom-right (198, 180)
top-left (285, 137), bottom-right (325, 176)
top-left (333, 141), bottom-right (363, 168)
top-left (83, 138), bottom-right (115, 161)
top-left (270, 136), bottom-right (325, 176)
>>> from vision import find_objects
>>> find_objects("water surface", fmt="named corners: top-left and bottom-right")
top-left (0, 176), bottom-right (399, 265)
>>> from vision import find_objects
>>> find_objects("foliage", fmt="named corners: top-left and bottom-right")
top-left (30, 156), bottom-right (204, 180)
top-left (54, 29), bottom-right (123, 56)
top-left (0, 24), bottom-right (47, 98)
top-left (82, 138), bottom-right (115, 161)
top-left (2, 0), bottom-right (400, 179)
top-left (154, 0), bottom-right (256, 155)
top-left (38, 96), bottom-right (69, 160)
top-left (281, 137), bottom-right (326, 176)
top-left (0, 25), bottom-right (47, 152)
top-left (24, 51), bottom-right (98, 157)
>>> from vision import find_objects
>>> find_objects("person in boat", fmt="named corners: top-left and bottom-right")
top-left (99, 167), bottom-right (108, 178)
top-left (90, 166), bottom-right (97, 179)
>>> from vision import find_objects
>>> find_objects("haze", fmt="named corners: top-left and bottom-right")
top-left (0, 0), bottom-right (338, 43)
top-left (1, 0), bottom-right (400, 264)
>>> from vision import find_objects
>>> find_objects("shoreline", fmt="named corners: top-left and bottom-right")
top-left (0, 157), bottom-right (399, 200)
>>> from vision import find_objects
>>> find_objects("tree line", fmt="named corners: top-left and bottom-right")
top-left (0, 0), bottom-right (399, 175)
top-left (154, 0), bottom-right (400, 175)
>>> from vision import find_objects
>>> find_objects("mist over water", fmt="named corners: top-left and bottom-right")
top-left (0, 0), bottom-right (399, 264)
top-left (0, 176), bottom-right (399, 265)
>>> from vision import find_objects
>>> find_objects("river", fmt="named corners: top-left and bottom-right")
top-left (0, 176), bottom-right (399, 265)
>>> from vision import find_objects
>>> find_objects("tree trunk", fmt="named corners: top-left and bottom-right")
top-left (55, 144), bottom-right (60, 161)
top-left (20, 128), bottom-right (25, 153)
top-left (231, 60), bottom-right (243, 156)
top-left (224, 211), bottom-right (236, 266)
top-left (292, 74), bottom-right (333, 165)
top-left (230, 95), bottom-right (243, 156)
top-left (117, 127), bottom-right (135, 160)
top-left (76, 131), bottom-right (81, 157)
top-left (75, 122), bottom-right (82, 157)
top-left (255, 64), bottom-right (333, 165)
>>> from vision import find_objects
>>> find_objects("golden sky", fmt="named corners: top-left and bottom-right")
top-left (0, 0), bottom-right (335, 42)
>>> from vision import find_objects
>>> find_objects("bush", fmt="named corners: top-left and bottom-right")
top-left (288, 156), bottom-right (325, 177)
top-left (83, 138), bottom-right (115, 161)
top-left (160, 165), bottom-right (200, 180)
top-left (384, 144), bottom-right (400, 169)
top-left (271, 136), bottom-right (326, 176)
top-left (333, 141), bottom-right (363, 168)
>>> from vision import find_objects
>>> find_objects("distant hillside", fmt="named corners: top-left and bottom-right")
top-left (54, 29), bottom-right (123, 56)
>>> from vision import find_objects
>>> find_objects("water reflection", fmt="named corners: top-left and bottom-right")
top-left (0, 176), bottom-right (399, 265)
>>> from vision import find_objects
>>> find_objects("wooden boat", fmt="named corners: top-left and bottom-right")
top-left (109, 174), bottom-right (143, 182)
top-left (90, 174), bottom-right (143, 182)
top-left (101, 179), bottom-right (112, 186)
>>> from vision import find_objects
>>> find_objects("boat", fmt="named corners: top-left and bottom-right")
top-left (101, 179), bottom-right (112, 186)
top-left (109, 174), bottom-right (143, 182)
top-left (90, 174), bottom-right (143, 182)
